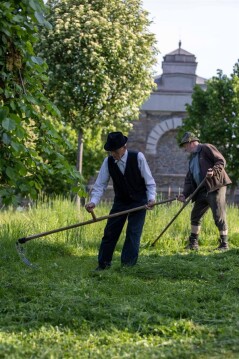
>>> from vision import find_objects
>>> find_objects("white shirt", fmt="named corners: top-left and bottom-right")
top-left (90, 150), bottom-right (156, 205)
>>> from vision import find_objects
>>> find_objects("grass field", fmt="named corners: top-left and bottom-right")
top-left (0, 198), bottom-right (239, 358)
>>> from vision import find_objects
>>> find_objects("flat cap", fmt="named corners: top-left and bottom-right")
top-left (179, 132), bottom-right (200, 146)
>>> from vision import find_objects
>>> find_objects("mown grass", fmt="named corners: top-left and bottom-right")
top-left (0, 198), bottom-right (239, 358)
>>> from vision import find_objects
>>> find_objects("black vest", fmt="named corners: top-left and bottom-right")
top-left (108, 151), bottom-right (147, 203)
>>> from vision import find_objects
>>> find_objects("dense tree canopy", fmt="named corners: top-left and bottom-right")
top-left (36, 0), bottom-right (158, 177)
top-left (0, 0), bottom-right (84, 205)
top-left (179, 70), bottom-right (239, 191)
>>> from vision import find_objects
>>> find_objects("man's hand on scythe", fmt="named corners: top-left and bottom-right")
top-left (206, 168), bottom-right (214, 178)
top-left (177, 194), bottom-right (186, 203)
top-left (85, 202), bottom-right (96, 213)
top-left (145, 199), bottom-right (156, 210)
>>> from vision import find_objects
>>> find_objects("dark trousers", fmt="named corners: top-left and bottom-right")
top-left (98, 199), bottom-right (147, 268)
top-left (191, 186), bottom-right (227, 231)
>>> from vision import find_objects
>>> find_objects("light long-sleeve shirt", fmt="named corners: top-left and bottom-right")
top-left (90, 150), bottom-right (156, 205)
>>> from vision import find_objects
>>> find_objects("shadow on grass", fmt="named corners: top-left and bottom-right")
top-left (1, 237), bottom-right (239, 358)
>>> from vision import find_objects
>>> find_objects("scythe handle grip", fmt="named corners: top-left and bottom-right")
top-left (90, 210), bottom-right (97, 221)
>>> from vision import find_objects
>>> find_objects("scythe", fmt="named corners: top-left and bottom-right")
top-left (16, 197), bottom-right (176, 267)
top-left (151, 178), bottom-right (206, 247)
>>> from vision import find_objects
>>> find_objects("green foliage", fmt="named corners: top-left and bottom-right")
top-left (39, 0), bottom-right (157, 127)
top-left (0, 199), bottom-right (239, 358)
top-left (179, 70), bottom-right (239, 186)
top-left (0, 0), bottom-right (85, 205)
top-left (36, 0), bottom-right (158, 177)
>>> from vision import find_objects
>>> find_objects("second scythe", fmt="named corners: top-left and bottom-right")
top-left (151, 178), bottom-right (206, 247)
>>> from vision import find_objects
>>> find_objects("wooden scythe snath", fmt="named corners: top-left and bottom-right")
top-left (151, 178), bottom-right (206, 247)
top-left (16, 197), bottom-right (176, 267)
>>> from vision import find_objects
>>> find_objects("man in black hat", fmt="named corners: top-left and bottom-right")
top-left (85, 131), bottom-right (156, 270)
top-left (178, 131), bottom-right (232, 250)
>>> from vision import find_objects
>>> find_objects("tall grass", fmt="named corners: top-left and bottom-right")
top-left (0, 198), bottom-right (239, 358)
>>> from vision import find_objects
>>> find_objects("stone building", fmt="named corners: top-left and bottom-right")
top-left (127, 42), bottom-right (207, 197)
top-left (88, 42), bottom-right (208, 200)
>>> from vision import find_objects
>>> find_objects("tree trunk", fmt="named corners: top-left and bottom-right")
top-left (76, 130), bottom-right (85, 208)
top-left (76, 130), bottom-right (83, 174)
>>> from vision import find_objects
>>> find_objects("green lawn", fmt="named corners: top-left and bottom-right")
top-left (0, 198), bottom-right (239, 358)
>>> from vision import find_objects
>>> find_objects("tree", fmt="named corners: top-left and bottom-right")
top-left (36, 0), bottom-right (158, 178)
top-left (0, 0), bottom-right (84, 205)
top-left (178, 70), bottom-right (239, 198)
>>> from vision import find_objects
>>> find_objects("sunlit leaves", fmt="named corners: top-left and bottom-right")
top-left (0, 0), bottom-right (85, 205)
top-left (180, 69), bottom-right (239, 186)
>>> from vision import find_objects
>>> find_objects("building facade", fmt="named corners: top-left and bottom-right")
top-left (127, 42), bottom-right (207, 197)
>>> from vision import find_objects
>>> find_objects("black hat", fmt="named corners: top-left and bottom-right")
top-left (179, 131), bottom-right (200, 147)
top-left (104, 132), bottom-right (128, 151)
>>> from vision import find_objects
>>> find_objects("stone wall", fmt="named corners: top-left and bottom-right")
top-left (127, 111), bottom-right (190, 197)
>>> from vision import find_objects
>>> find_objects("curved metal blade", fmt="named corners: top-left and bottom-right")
top-left (15, 242), bottom-right (38, 268)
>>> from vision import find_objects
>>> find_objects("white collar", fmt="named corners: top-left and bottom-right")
top-left (115, 149), bottom-right (128, 163)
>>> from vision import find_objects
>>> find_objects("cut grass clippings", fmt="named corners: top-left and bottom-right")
top-left (0, 197), bottom-right (239, 358)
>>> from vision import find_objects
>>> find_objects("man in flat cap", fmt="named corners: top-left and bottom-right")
top-left (85, 131), bottom-right (156, 270)
top-left (178, 131), bottom-right (231, 250)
